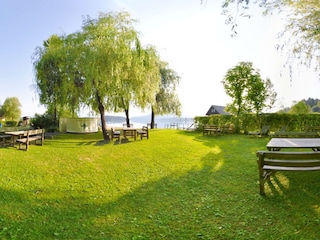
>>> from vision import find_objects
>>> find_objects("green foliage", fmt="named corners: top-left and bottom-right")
top-left (150, 61), bottom-right (181, 127)
top-left (289, 100), bottom-right (312, 114)
top-left (195, 113), bottom-right (320, 132)
top-left (1, 97), bottom-right (22, 122)
top-left (4, 121), bottom-right (18, 127)
top-left (221, 62), bottom-right (277, 132)
top-left (221, 0), bottom-right (320, 70)
top-left (33, 11), bottom-right (161, 140)
top-left (154, 61), bottom-right (181, 116)
top-left (1, 131), bottom-right (320, 239)
top-left (31, 113), bottom-right (57, 132)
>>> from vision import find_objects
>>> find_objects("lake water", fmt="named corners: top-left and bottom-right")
top-left (106, 117), bottom-right (195, 130)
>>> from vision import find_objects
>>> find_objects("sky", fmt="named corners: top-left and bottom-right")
top-left (0, 0), bottom-right (319, 118)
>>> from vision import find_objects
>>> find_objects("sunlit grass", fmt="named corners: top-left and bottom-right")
top-left (0, 130), bottom-right (320, 239)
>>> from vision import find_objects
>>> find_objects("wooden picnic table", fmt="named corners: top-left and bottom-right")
top-left (267, 138), bottom-right (320, 151)
top-left (272, 131), bottom-right (320, 138)
top-left (5, 131), bottom-right (25, 146)
top-left (123, 127), bottom-right (137, 140)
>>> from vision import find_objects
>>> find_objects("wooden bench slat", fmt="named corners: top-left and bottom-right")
top-left (257, 150), bottom-right (320, 195)
top-left (263, 165), bottom-right (320, 171)
top-left (264, 159), bottom-right (320, 167)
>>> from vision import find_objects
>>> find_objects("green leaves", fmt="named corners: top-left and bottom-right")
top-left (33, 11), bottom-right (163, 139)
top-left (222, 61), bottom-right (277, 132)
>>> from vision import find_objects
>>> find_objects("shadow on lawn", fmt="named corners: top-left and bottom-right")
top-left (2, 133), bottom-right (320, 239)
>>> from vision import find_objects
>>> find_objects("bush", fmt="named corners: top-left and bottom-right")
top-left (31, 113), bottom-right (57, 132)
top-left (5, 121), bottom-right (18, 127)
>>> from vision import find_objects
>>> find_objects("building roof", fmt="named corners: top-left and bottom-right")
top-left (205, 105), bottom-right (230, 115)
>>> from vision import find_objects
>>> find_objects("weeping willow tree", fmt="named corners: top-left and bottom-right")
top-left (109, 45), bottom-right (161, 127)
top-left (150, 61), bottom-right (181, 129)
top-left (33, 11), bottom-right (160, 140)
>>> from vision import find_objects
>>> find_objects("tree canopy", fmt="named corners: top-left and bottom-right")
top-left (33, 12), bottom-right (161, 140)
top-left (222, 61), bottom-right (277, 132)
top-left (1, 97), bottom-right (22, 122)
top-left (150, 61), bottom-right (181, 128)
top-left (220, 0), bottom-right (320, 70)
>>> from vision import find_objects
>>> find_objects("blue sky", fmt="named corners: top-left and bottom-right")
top-left (0, 0), bottom-right (319, 117)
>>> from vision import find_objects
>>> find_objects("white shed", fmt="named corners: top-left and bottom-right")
top-left (59, 118), bottom-right (98, 133)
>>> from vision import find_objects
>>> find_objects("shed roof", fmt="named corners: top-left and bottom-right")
top-left (205, 105), bottom-right (230, 115)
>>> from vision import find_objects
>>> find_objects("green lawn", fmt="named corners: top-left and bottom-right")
top-left (1, 130), bottom-right (320, 239)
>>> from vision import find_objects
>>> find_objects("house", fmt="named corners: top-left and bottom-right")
top-left (205, 105), bottom-right (230, 115)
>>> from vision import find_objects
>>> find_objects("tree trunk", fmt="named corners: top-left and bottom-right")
top-left (125, 108), bottom-right (130, 127)
top-left (151, 107), bottom-right (155, 129)
top-left (96, 94), bottom-right (109, 141)
top-left (53, 103), bottom-right (57, 128)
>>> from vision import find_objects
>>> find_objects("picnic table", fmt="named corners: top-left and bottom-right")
top-left (5, 131), bottom-right (25, 146)
top-left (266, 138), bottom-right (320, 151)
top-left (258, 137), bottom-right (320, 195)
top-left (123, 127), bottom-right (137, 140)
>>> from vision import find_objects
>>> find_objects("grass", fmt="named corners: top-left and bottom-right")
top-left (0, 130), bottom-right (320, 239)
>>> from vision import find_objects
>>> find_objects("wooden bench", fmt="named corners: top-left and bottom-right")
top-left (0, 134), bottom-right (11, 146)
top-left (220, 124), bottom-right (234, 134)
top-left (110, 128), bottom-right (121, 143)
top-left (203, 125), bottom-right (220, 135)
top-left (248, 125), bottom-right (270, 137)
top-left (256, 150), bottom-right (320, 195)
top-left (306, 125), bottom-right (320, 132)
top-left (16, 129), bottom-right (45, 151)
top-left (137, 126), bottom-right (149, 140)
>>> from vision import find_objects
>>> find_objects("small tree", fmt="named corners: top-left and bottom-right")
top-left (1, 97), bottom-right (22, 123)
top-left (222, 62), bottom-right (277, 133)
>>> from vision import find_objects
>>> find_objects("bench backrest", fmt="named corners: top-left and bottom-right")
top-left (24, 129), bottom-right (44, 137)
top-left (257, 151), bottom-right (320, 168)
top-left (260, 125), bottom-right (270, 135)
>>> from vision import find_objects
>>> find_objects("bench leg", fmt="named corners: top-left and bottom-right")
top-left (259, 176), bottom-right (265, 195)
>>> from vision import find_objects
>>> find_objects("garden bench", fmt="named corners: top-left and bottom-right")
top-left (110, 128), bottom-right (121, 143)
top-left (0, 134), bottom-right (11, 146)
top-left (203, 124), bottom-right (220, 135)
top-left (256, 150), bottom-right (320, 195)
top-left (248, 125), bottom-right (270, 137)
top-left (306, 126), bottom-right (320, 133)
top-left (16, 129), bottom-right (45, 151)
top-left (220, 124), bottom-right (234, 134)
top-left (137, 126), bottom-right (149, 140)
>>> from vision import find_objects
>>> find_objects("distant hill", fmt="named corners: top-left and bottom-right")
top-left (105, 115), bottom-right (126, 123)
top-left (278, 98), bottom-right (320, 113)
top-left (305, 98), bottom-right (320, 113)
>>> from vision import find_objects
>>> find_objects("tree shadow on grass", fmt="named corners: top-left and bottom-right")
top-left (2, 135), bottom-right (320, 239)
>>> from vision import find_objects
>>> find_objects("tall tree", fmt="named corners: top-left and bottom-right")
top-left (33, 34), bottom-right (75, 128)
top-left (1, 97), bottom-right (22, 122)
top-left (220, 0), bottom-right (320, 70)
top-left (222, 62), bottom-right (276, 132)
top-left (110, 45), bottom-right (161, 127)
top-left (33, 12), bottom-right (160, 140)
top-left (151, 61), bottom-right (181, 129)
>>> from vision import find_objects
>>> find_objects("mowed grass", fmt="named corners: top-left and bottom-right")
top-left (1, 130), bottom-right (320, 239)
